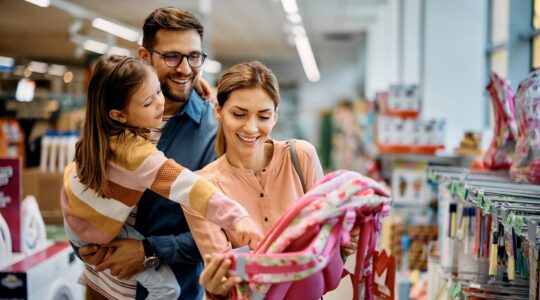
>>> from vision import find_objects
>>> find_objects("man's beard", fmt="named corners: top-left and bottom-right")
top-left (161, 80), bottom-right (196, 103)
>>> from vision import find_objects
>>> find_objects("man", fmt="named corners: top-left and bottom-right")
top-left (79, 7), bottom-right (217, 299)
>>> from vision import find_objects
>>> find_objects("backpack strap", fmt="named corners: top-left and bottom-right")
top-left (289, 140), bottom-right (307, 193)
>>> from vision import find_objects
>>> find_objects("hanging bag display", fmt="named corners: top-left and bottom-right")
top-left (218, 170), bottom-right (391, 300)
top-left (510, 69), bottom-right (540, 184)
top-left (484, 72), bottom-right (517, 170)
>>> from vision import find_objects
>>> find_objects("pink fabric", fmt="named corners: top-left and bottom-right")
top-left (484, 72), bottom-right (517, 170)
top-left (107, 151), bottom-right (167, 191)
top-left (510, 69), bottom-right (540, 183)
top-left (206, 192), bottom-right (249, 230)
top-left (221, 170), bottom-right (391, 300)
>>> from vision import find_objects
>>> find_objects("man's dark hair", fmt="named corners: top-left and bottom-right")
top-left (142, 7), bottom-right (204, 49)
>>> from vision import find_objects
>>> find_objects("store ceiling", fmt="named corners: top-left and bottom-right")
top-left (0, 0), bottom-right (384, 77)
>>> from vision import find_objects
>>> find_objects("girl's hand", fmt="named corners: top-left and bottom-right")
top-left (234, 217), bottom-right (263, 250)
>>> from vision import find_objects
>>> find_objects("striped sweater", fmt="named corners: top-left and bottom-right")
top-left (61, 132), bottom-right (248, 245)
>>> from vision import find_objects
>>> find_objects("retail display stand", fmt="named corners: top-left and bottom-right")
top-left (427, 166), bottom-right (540, 299)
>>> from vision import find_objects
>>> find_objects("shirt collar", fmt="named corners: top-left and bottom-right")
top-left (176, 90), bottom-right (205, 124)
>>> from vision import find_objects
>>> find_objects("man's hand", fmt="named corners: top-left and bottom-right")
top-left (195, 77), bottom-right (216, 103)
top-left (79, 244), bottom-right (111, 266)
top-left (94, 239), bottom-right (146, 280)
top-left (341, 227), bottom-right (360, 259)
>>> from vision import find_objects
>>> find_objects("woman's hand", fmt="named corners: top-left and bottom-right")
top-left (234, 217), bottom-right (263, 250)
top-left (341, 227), bottom-right (360, 259)
top-left (199, 255), bottom-right (241, 298)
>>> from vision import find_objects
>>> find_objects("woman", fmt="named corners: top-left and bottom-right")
top-left (182, 61), bottom-right (358, 299)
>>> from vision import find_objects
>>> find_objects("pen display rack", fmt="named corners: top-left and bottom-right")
top-left (427, 166), bottom-right (540, 299)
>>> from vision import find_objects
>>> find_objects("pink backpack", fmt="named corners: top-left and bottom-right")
top-left (510, 69), bottom-right (540, 183)
top-left (484, 72), bottom-right (517, 170)
top-left (220, 170), bottom-right (391, 300)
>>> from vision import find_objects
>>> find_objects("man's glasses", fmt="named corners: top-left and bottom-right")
top-left (147, 48), bottom-right (207, 68)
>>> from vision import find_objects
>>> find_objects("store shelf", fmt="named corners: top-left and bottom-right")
top-left (427, 166), bottom-right (540, 299)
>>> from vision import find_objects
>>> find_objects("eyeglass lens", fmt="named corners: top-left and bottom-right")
top-left (164, 53), bottom-right (204, 68)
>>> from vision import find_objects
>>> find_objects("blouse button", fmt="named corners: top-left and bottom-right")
top-left (260, 193), bottom-right (264, 198)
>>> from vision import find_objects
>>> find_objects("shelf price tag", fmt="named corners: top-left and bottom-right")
top-left (514, 216), bottom-right (523, 236)
top-left (483, 197), bottom-right (491, 214)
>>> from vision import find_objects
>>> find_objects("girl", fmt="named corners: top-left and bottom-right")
top-left (61, 55), bottom-right (262, 299)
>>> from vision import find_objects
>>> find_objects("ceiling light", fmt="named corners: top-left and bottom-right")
top-left (294, 35), bottom-right (320, 82)
top-left (63, 71), bottom-right (74, 83)
top-left (203, 59), bottom-right (222, 74)
top-left (0, 56), bottom-right (15, 68)
top-left (92, 18), bottom-right (140, 42)
top-left (48, 64), bottom-right (67, 76)
top-left (108, 46), bottom-right (131, 57)
top-left (83, 39), bottom-right (108, 54)
top-left (28, 61), bottom-right (48, 73)
top-left (291, 25), bottom-right (306, 36)
top-left (281, 0), bottom-right (298, 14)
top-left (24, 0), bottom-right (50, 8)
top-left (287, 13), bottom-right (302, 24)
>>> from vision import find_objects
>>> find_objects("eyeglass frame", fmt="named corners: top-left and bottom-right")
top-left (146, 48), bottom-right (208, 68)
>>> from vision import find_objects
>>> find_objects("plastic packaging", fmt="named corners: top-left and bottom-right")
top-left (510, 69), bottom-right (540, 183)
top-left (20, 195), bottom-right (47, 254)
top-left (483, 72), bottom-right (517, 170)
top-left (47, 131), bottom-right (60, 173)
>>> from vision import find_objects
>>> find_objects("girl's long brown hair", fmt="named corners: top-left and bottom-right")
top-left (215, 61), bottom-right (280, 157)
top-left (75, 55), bottom-right (151, 197)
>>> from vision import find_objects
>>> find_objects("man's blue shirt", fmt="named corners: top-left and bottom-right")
top-left (135, 90), bottom-right (217, 300)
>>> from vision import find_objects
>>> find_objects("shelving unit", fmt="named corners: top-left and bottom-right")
top-left (427, 166), bottom-right (540, 299)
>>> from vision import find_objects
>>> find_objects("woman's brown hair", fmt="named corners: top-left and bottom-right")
top-left (75, 55), bottom-right (152, 197)
top-left (215, 61), bottom-right (280, 157)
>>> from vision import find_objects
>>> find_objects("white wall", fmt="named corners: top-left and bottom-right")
top-left (297, 56), bottom-right (363, 145)
top-left (293, 0), bottom-right (488, 151)
top-left (422, 0), bottom-right (487, 149)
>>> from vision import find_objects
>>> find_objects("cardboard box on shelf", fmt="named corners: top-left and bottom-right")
top-left (21, 168), bottom-right (63, 224)
top-left (55, 109), bottom-right (84, 132)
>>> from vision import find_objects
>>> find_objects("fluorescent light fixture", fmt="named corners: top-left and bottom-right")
top-left (291, 25), bottom-right (306, 36)
top-left (108, 46), bottom-right (131, 57)
top-left (28, 61), bottom-right (48, 73)
top-left (83, 39), bottom-right (108, 54)
top-left (281, 0), bottom-right (298, 14)
top-left (92, 18), bottom-right (140, 42)
top-left (203, 59), bottom-right (222, 74)
top-left (294, 35), bottom-right (320, 82)
top-left (287, 13), bottom-right (302, 24)
top-left (48, 64), bottom-right (67, 76)
top-left (24, 0), bottom-right (50, 8)
top-left (0, 56), bottom-right (15, 68)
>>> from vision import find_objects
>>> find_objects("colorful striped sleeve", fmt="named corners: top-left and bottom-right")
top-left (63, 162), bottom-right (132, 244)
top-left (108, 135), bottom-right (249, 230)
